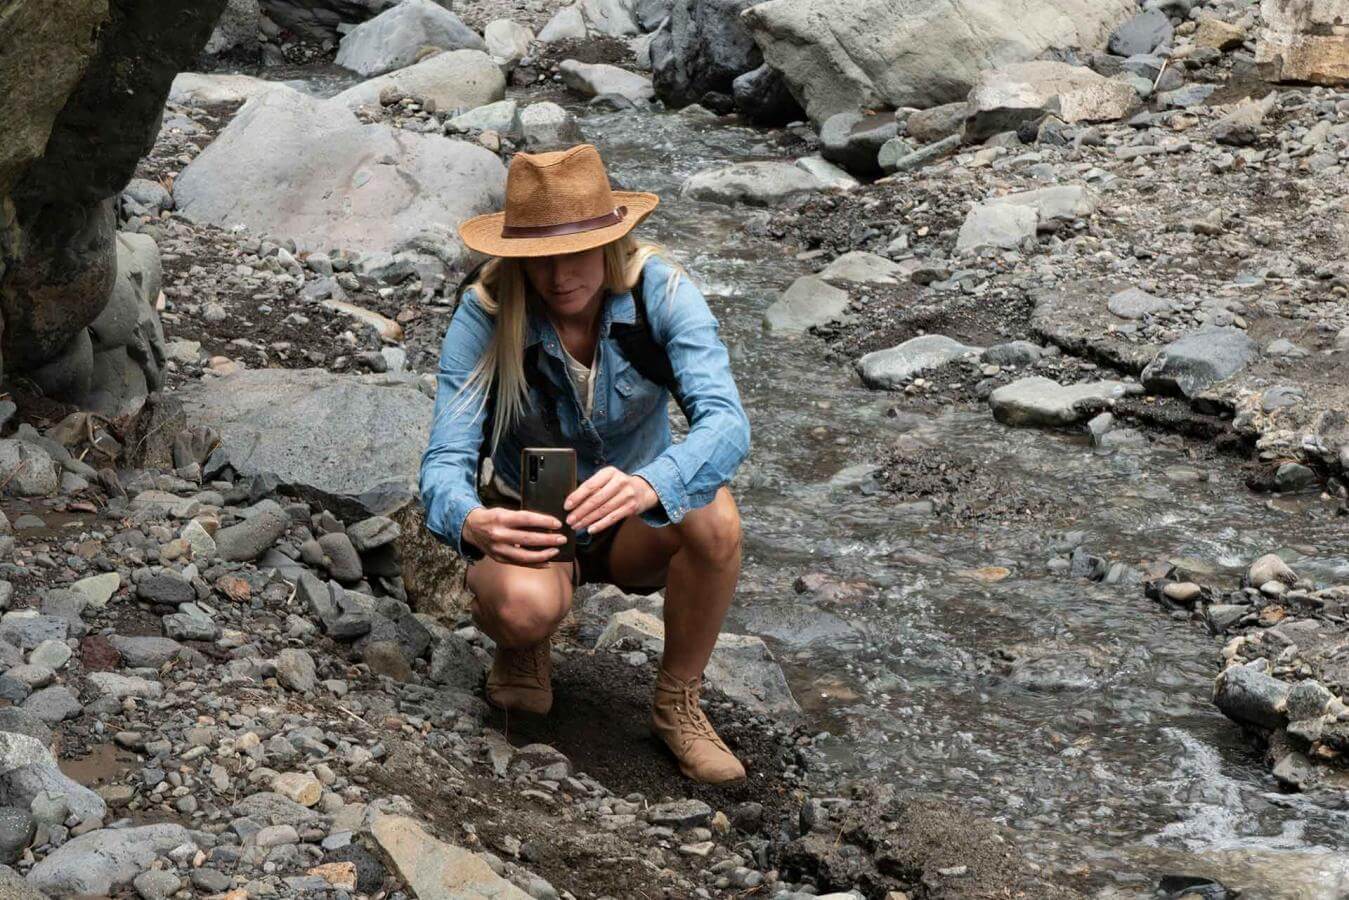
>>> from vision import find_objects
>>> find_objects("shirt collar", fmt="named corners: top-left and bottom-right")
top-left (524, 285), bottom-right (638, 349)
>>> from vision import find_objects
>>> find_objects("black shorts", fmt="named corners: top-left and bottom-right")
top-left (478, 481), bottom-right (662, 594)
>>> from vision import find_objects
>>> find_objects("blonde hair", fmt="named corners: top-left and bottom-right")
top-left (451, 235), bottom-right (682, 453)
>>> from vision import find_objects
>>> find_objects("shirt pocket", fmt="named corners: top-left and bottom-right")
top-left (610, 360), bottom-right (667, 428)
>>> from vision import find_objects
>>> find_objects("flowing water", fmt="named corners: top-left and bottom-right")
top-left (275, 68), bottom-right (1349, 895)
top-left (577, 105), bottom-right (1349, 897)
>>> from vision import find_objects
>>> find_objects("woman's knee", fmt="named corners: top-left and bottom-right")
top-left (674, 489), bottom-right (741, 565)
top-left (472, 570), bottom-right (570, 647)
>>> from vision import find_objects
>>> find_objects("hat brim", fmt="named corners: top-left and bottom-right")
top-left (458, 191), bottom-right (660, 258)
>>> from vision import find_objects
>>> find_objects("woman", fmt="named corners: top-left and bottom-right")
top-left (419, 144), bottom-right (751, 784)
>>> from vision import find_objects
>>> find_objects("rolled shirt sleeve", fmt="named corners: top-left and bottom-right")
top-left (633, 266), bottom-right (751, 526)
top-left (419, 291), bottom-right (493, 558)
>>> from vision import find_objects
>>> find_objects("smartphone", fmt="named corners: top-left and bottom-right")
top-left (520, 448), bottom-right (577, 563)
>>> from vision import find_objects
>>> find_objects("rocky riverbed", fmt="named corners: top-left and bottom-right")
top-left (2, 0), bottom-right (1349, 897)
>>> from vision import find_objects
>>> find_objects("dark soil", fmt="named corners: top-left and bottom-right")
top-left (495, 650), bottom-right (801, 821)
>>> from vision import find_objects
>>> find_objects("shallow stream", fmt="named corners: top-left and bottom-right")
top-left (582, 106), bottom-right (1349, 897)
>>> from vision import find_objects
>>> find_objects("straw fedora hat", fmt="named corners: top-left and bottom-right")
top-left (458, 144), bottom-right (660, 258)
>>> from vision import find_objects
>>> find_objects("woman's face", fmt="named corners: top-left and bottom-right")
top-left (523, 247), bottom-right (606, 318)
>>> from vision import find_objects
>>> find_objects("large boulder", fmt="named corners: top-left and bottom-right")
top-left (732, 63), bottom-right (804, 124)
top-left (742, 0), bottom-right (1134, 124)
top-left (174, 85), bottom-right (505, 263)
top-left (26, 824), bottom-right (190, 897)
top-left (335, 0), bottom-right (486, 77)
top-left (681, 161), bottom-right (826, 206)
top-left (178, 368), bottom-right (435, 518)
top-left (331, 48), bottom-right (505, 112)
top-left (257, 0), bottom-right (395, 43)
top-left (651, 0), bottom-right (763, 107)
top-left (990, 377), bottom-right (1137, 427)
top-left (484, 20), bottom-right (534, 68)
top-left (0, 0), bottom-right (225, 392)
top-left (580, 0), bottom-right (641, 36)
top-left (558, 60), bottom-right (655, 104)
top-left (205, 0), bottom-right (263, 58)
top-left (965, 61), bottom-right (1139, 143)
top-left (1257, 0), bottom-right (1349, 85)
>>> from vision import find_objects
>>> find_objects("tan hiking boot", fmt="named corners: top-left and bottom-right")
top-left (651, 668), bottom-right (746, 784)
top-left (486, 638), bottom-right (553, 715)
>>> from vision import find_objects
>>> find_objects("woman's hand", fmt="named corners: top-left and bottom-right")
top-left (463, 507), bottom-right (567, 567)
top-left (565, 467), bottom-right (659, 535)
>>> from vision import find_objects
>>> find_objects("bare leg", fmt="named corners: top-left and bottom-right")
top-left (607, 486), bottom-right (743, 679)
top-left (466, 559), bottom-right (573, 648)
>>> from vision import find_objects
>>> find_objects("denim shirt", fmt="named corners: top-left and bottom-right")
top-left (420, 256), bottom-right (751, 558)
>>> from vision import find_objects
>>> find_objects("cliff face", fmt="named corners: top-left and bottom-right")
top-left (0, 0), bottom-right (225, 409)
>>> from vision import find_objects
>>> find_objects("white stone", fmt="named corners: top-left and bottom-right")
top-left (763, 276), bottom-right (849, 335)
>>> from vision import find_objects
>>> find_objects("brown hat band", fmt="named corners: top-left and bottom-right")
top-left (500, 206), bottom-right (628, 239)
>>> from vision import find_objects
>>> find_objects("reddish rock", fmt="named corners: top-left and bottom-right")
top-left (81, 635), bottom-right (122, 671)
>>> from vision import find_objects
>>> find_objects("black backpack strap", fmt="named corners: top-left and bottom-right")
top-left (610, 271), bottom-right (678, 393)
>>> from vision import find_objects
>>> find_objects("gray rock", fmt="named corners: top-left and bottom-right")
top-left (817, 251), bottom-right (903, 285)
top-left (1109, 9), bottom-right (1173, 56)
top-left (213, 499), bottom-right (289, 562)
top-left (731, 63), bottom-right (802, 124)
top-left (763, 276), bottom-right (849, 335)
top-left (965, 61), bottom-right (1139, 143)
top-left (26, 823), bottom-right (190, 897)
top-left (907, 102), bottom-right (967, 143)
top-left (276, 649), bottom-right (317, 693)
top-left (882, 133), bottom-right (962, 173)
top-left (1213, 664), bottom-right (1289, 730)
top-left (741, 0), bottom-right (1134, 122)
top-left (136, 572), bottom-right (194, 606)
top-left (108, 636), bottom-right (185, 668)
top-left (1107, 287), bottom-right (1173, 320)
top-left (990, 377), bottom-right (1138, 427)
top-left (1141, 327), bottom-right (1258, 398)
top-left (87, 673), bottom-right (162, 701)
top-left (335, 0), bottom-right (485, 77)
top-left (985, 184), bottom-right (1098, 229)
top-left (2, 762), bottom-right (105, 823)
top-left (857, 336), bottom-right (983, 389)
top-left (981, 341), bottom-right (1044, 368)
top-left (0, 615), bottom-right (67, 651)
top-left (681, 161), bottom-right (825, 206)
top-left (163, 613), bottom-right (218, 642)
top-left (180, 369), bottom-right (435, 519)
top-left (793, 156), bottom-right (858, 191)
top-left (429, 636), bottom-right (483, 691)
top-left (956, 202), bottom-right (1038, 253)
top-left (318, 532), bottom-right (363, 583)
top-left (580, 0), bottom-right (640, 35)
top-left (447, 99), bottom-right (520, 137)
top-left (1275, 462), bottom-right (1317, 492)
top-left (1247, 553), bottom-right (1297, 588)
top-left (518, 102), bottom-right (583, 150)
top-left (537, 5), bottom-right (587, 41)
top-left (22, 686), bottom-right (81, 725)
top-left (1213, 93), bottom-right (1277, 146)
top-left (820, 111), bottom-right (898, 176)
top-left (652, 0), bottom-right (763, 107)
top-left (647, 799), bottom-right (712, 828)
top-left (559, 60), bottom-right (654, 105)
top-left (0, 807), bottom-right (33, 864)
top-left (133, 868), bottom-right (182, 900)
top-left (233, 791), bottom-right (322, 826)
top-left (484, 19), bottom-right (533, 67)
top-left (331, 48), bottom-right (505, 113)
top-left (347, 517), bottom-right (401, 552)
top-left (0, 441), bottom-right (59, 498)
top-left (1286, 680), bottom-right (1334, 721)
top-left (0, 709), bottom-right (52, 746)
top-left (175, 84), bottom-right (505, 262)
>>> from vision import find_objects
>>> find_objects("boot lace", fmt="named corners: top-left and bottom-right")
top-left (672, 681), bottom-right (719, 743)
